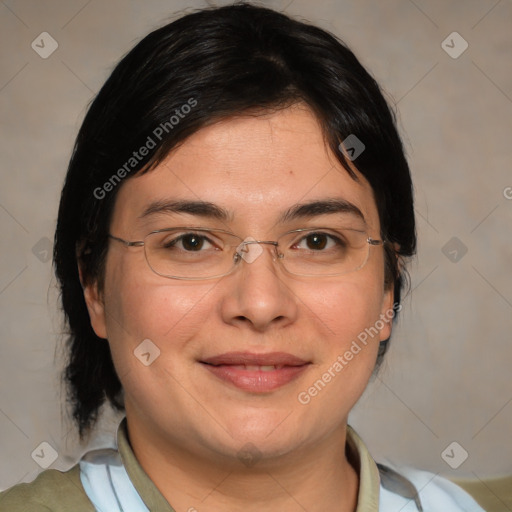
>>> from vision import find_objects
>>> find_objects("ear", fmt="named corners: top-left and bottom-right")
top-left (378, 285), bottom-right (395, 342)
top-left (78, 264), bottom-right (108, 340)
top-left (378, 244), bottom-right (402, 342)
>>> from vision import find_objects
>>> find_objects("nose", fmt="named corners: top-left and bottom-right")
top-left (220, 241), bottom-right (298, 332)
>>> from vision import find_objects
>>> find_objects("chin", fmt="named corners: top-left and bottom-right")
top-left (214, 412), bottom-right (309, 454)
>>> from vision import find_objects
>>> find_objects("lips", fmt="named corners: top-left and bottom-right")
top-left (200, 352), bottom-right (310, 392)
top-left (202, 352), bottom-right (309, 367)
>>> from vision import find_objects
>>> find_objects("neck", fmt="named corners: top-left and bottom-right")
top-left (125, 419), bottom-right (360, 512)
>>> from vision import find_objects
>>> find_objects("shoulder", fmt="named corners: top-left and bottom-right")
top-left (378, 462), bottom-right (486, 512)
top-left (0, 463), bottom-right (95, 512)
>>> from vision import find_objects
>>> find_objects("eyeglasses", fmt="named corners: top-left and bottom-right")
top-left (108, 226), bottom-right (384, 280)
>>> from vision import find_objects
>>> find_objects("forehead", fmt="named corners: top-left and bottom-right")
top-left (111, 105), bottom-right (380, 233)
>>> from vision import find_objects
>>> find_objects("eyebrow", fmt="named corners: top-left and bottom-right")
top-left (139, 200), bottom-right (232, 221)
top-left (138, 198), bottom-right (365, 224)
top-left (278, 198), bottom-right (365, 223)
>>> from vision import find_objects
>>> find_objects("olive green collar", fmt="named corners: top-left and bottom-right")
top-left (116, 418), bottom-right (380, 511)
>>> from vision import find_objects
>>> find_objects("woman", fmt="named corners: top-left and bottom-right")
top-left (0, 3), bottom-right (485, 511)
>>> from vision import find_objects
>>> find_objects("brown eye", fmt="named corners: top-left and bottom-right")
top-left (162, 233), bottom-right (213, 251)
top-left (180, 234), bottom-right (204, 251)
top-left (290, 231), bottom-right (348, 253)
top-left (305, 233), bottom-right (328, 250)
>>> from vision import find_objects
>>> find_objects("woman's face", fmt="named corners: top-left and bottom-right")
top-left (84, 104), bottom-right (394, 464)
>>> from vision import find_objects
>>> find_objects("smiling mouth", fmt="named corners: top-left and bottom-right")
top-left (200, 352), bottom-right (311, 392)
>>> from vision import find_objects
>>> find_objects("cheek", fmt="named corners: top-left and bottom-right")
top-left (101, 254), bottom-right (217, 375)
top-left (295, 275), bottom-right (386, 407)
top-left (303, 276), bottom-right (387, 346)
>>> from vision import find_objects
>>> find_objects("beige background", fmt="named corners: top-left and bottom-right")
top-left (1, 0), bottom-right (511, 502)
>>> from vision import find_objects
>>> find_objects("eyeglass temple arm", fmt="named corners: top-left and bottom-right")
top-left (108, 234), bottom-right (145, 247)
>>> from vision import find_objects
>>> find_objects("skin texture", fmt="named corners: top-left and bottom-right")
top-left (83, 104), bottom-right (395, 512)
